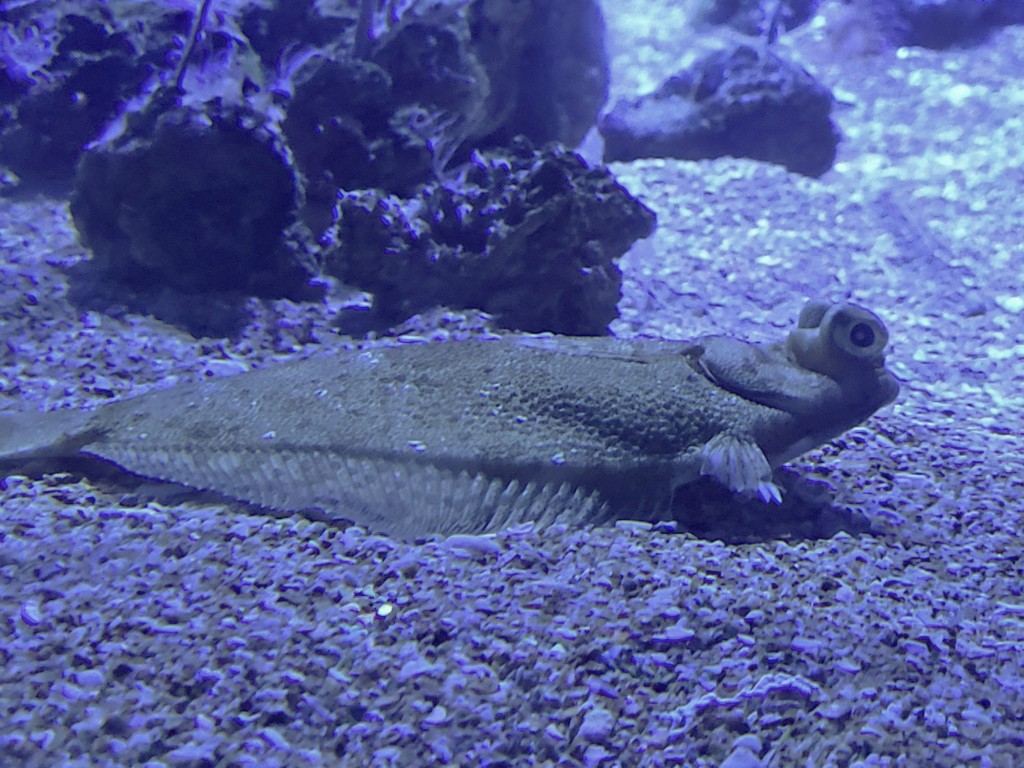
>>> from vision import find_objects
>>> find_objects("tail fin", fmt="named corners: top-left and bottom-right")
top-left (0, 408), bottom-right (95, 461)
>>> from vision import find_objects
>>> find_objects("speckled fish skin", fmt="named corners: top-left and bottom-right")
top-left (0, 300), bottom-right (899, 538)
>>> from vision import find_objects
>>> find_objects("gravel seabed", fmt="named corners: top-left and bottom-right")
top-left (3, 4), bottom-right (1024, 767)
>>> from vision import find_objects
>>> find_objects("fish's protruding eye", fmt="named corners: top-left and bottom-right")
top-left (787, 301), bottom-right (890, 380)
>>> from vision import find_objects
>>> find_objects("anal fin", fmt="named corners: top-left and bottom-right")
top-left (85, 443), bottom-right (609, 539)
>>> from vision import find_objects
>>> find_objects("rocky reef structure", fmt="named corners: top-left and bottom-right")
top-left (5, 0), bottom-right (639, 336)
top-left (325, 139), bottom-right (655, 335)
top-left (598, 0), bottom-right (1024, 176)
top-left (696, 0), bottom-right (1024, 50)
top-left (68, 94), bottom-right (322, 335)
top-left (0, 5), bottom-right (180, 187)
top-left (693, 0), bottom-right (821, 39)
top-left (0, 0), bottom-right (610, 192)
top-left (600, 44), bottom-right (839, 178)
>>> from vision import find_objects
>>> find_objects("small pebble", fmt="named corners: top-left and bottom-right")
top-left (578, 707), bottom-right (615, 744)
top-left (259, 728), bottom-right (289, 750)
top-left (719, 745), bottom-right (766, 768)
top-left (20, 600), bottom-right (44, 627)
top-left (423, 705), bottom-right (449, 726)
top-left (444, 533), bottom-right (501, 557)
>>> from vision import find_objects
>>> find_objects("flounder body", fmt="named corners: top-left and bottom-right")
top-left (0, 300), bottom-right (898, 539)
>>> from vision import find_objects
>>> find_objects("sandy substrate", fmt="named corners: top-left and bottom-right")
top-left (2, 4), bottom-right (1024, 767)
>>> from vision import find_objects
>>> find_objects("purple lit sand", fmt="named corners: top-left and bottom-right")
top-left (3, 6), bottom-right (1024, 767)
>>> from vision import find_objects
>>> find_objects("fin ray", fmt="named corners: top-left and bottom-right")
top-left (84, 443), bottom-right (608, 538)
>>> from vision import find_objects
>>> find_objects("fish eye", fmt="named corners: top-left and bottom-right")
top-left (848, 322), bottom-right (875, 348)
top-left (788, 301), bottom-right (890, 378)
top-left (829, 307), bottom-right (887, 361)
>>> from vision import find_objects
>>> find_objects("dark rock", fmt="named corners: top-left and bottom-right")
top-left (993, 0), bottom-right (1024, 24)
top-left (281, 20), bottom-right (491, 234)
top-left (599, 44), bottom-right (839, 178)
top-left (898, 0), bottom-right (1003, 48)
top-left (468, 0), bottom-right (609, 151)
top-left (694, 0), bottom-right (821, 38)
top-left (822, 0), bottom-right (1024, 51)
top-left (3, 0), bottom-right (609, 195)
top-left (69, 91), bottom-right (319, 336)
top-left (0, 7), bottom-right (176, 189)
top-left (14, 0), bottom-right (619, 336)
top-left (324, 140), bottom-right (656, 336)
top-left (239, 0), bottom-right (353, 62)
top-left (280, 0), bottom-right (608, 233)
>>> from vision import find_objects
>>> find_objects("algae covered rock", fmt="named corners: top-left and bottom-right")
top-left (599, 44), bottom-right (839, 178)
top-left (324, 140), bottom-right (656, 336)
top-left (69, 91), bottom-right (319, 334)
top-left (29, 0), bottom-right (629, 337)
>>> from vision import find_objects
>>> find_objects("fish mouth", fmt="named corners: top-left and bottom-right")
top-left (874, 367), bottom-right (901, 410)
top-left (765, 364), bottom-right (900, 469)
top-left (826, 364), bottom-right (900, 430)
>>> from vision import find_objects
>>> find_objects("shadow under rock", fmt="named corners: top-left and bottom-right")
top-left (65, 260), bottom-right (325, 338)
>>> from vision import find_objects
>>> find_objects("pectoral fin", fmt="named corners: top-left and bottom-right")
top-left (699, 432), bottom-right (782, 504)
